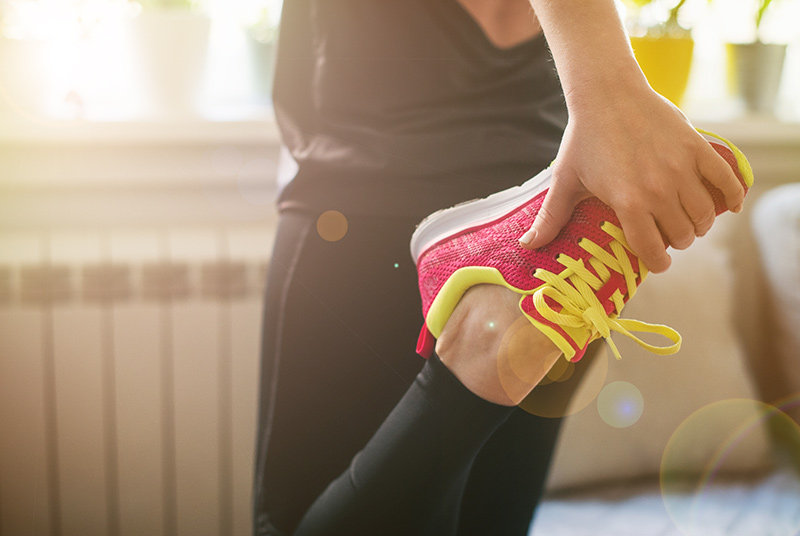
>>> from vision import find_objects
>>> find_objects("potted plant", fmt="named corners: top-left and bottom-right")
top-left (126, 0), bottom-right (212, 118)
top-left (624, 0), bottom-right (703, 107)
top-left (726, 0), bottom-right (788, 115)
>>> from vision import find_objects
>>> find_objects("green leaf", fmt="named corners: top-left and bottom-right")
top-left (756, 0), bottom-right (773, 31)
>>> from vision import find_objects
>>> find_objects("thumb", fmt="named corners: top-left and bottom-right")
top-left (519, 171), bottom-right (588, 250)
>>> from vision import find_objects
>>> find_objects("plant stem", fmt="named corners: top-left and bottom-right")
top-left (756, 0), bottom-right (772, 37)
top-left (666, 0), bottom-right (687, 31)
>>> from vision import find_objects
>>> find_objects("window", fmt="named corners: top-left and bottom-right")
top-left (0, 0), bottom-right (796, 122)
top-left (0, 0), bottom-right (283, 121)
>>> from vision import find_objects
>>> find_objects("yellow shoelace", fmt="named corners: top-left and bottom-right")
top-left (528, 222), bottom-right (681, 360)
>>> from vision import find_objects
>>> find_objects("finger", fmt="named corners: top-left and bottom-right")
top-left (679, 180), bottom-right (716, 238)
top-left (521, 170), bottom-right (588, 250)
top-left (617, 211), bottom-right (671, 274)
top-left (654, 201), bottom-right (697, 251)
top-left (697, 141), bottom-right (745, 213)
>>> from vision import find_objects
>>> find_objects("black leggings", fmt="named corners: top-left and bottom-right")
top-left (253, 209), bottom-right (567, 536)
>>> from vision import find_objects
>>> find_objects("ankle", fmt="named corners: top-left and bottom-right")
top-left (435, 285), bottom-right (562, 406)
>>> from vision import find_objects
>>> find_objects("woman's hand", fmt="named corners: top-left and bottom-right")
top-left (520, 86), bottom-right (745, 273)
top-left (522, 0), bottom-right (745, 273)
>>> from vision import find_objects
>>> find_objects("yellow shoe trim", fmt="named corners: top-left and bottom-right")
top-left (697, 128), bottom-right (754, 188)
top-left (425, 265), bottom-right (582, 359)
top-left (426, 266), bottom-right (530, 338)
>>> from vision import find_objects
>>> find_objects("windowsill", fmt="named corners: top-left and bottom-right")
top-left (0, 108), bottom-right (281, 146)
top-left (0, 108), bottom-right (797, 195)
top-left (694, 114), bottom-right (800, 146)
top-left (0, 108), bottom-right (799, 146)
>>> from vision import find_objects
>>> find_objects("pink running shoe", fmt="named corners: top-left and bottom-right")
top-left (411, 130), bottom-right (753, 362)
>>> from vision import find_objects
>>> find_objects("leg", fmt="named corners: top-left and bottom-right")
top-left (253, 211), bottom-right (425, 535)
top-left (456, 409), bottom-right (563, 536)
top-left (293, 286), bottom-right (568, 535)
top-left (438, 286), bottom-right (571, 536)
top-left (455, 343), bottom-right (602, 536)
top-left (255, 214), bottom-right (570, 535)
top-left (294, 352), bottom-right (514, 536)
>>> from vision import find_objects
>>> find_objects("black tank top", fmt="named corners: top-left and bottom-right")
top-left (273, 0), bottom-right (567, 219)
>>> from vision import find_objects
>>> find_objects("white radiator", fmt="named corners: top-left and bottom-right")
top-left (0, 226), bottom-right (273, 536)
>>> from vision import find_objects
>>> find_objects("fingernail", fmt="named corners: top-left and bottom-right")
top-left (732, 203), bottom-right (743, 214)
top-left (519, 229), bottom-right (536, 245)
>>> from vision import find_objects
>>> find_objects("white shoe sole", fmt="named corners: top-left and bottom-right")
top-left (410, 167), bottom-right (553, 264)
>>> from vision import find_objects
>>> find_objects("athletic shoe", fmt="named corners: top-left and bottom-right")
top-left (411, 130), bottom-right (753, 362)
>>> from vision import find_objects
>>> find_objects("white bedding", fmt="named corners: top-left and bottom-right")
top-left (529, 467), bottom-right (800, 536)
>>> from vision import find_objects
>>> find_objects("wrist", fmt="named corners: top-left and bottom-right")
top-left (563, 63), bottom-right (652, 112)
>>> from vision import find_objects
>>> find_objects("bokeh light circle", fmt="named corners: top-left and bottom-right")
top-left (597, 381), bottom-right (644, 428)
top-left (504, 316), bottom-right (556, 386)
top-left (660, 398), bottom-right (800, 536)
top-left (516, 344), bottom-right (609, 419)
top-left (539, 357), bottom-right (575, 385)
top-left (316, 210), bottom-right (348, 242)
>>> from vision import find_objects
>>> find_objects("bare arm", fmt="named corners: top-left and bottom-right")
top-left (520, 0), bottom-right (745, 273)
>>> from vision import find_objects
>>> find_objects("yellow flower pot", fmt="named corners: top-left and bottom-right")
top-left (630, 36), bottom-right (694, 108)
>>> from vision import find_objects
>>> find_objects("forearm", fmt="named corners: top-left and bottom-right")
top-left (528, 0), bottom-right (650, 106)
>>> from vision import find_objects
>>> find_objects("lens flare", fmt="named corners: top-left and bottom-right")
top-left (316, 210), bottom-right (348, 242)
top-left (660, 398), bottom-right (800, 536)
top-left (516, 344), bottom-right (609, 419)
top-left (597, 381), bottom-right (644, 428)
top-left (540, 358), bottom-right (575, 385)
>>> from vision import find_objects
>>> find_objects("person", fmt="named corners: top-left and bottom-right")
top-left (252, 1), bottom-right (746, 535)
